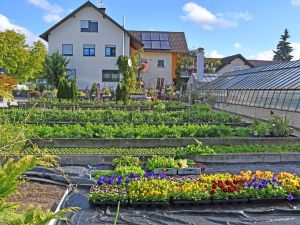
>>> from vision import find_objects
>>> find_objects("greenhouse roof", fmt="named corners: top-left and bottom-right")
top-left (198, 60), bottom-right (300, 90)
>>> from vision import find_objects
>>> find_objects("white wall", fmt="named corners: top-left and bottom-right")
top-left (218, 58), bottom-right (251, 74)
top-left (48, 6), bottom-right (130, 89)
top-left (140, 52), bottom-right (173, 89)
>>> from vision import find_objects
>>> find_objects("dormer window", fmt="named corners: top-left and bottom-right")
top-left (81, 20), bottom-right (98, 32)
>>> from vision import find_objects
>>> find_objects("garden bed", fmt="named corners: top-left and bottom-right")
top-left (6, 181), bottom-right (67, 211)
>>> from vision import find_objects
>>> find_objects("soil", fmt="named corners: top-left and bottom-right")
top-left (6, 182), bottom-right (67, 211)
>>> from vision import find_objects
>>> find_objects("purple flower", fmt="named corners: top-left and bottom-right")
top-left (125, 178), bottom-right (131, 183)
top-left (254, 183), bottom-right (259, 189)
top-left (252, 177), bottom-right (257, 182)
top-left (287, 193), bottom-right (294, 201)
top-left (129, 174), bottom-right (134, 178)
top-left (272, 177), bottom-right (278, 183)
top-left (116, 179), bottom-right (122, 185)
top-left (247, 182), bottom-right (252, 188)
top-left (97, 180), bottom-right (104, 185)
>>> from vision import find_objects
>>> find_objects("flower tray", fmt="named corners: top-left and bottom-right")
top-left (153, 168), bottom-right (177, 176)
top-left (211, 198), bottom-right (249, 204)
top-left (172, 200), bottom-right (211, 206)
top-left (130, 201), bottom-right (170, 207)
top-left (249, 197), bottom-right (286, 204)
top-left (177, 168), bottom-right (201, 175)
top-left (90, 201), bottom-right (129, 206)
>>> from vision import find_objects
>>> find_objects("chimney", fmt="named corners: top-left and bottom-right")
top-left (99, 7), bottom-right (106, 14)
top-left (197, 48), bottom-right (205, 81)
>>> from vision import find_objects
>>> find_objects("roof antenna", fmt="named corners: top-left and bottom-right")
top-left (96, 0), bottom-right (104, 8)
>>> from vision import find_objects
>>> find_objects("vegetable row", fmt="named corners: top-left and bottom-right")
top-left (28, 144), bottom-right (300, 155)
top-left (0, 108), bottom-right (241, 124)
top-left (88, 171), bottom-right (300, 203)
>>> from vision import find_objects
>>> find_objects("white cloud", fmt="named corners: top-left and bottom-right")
top-left (291, 0), bottom-right (300, 6)
top-left (181, 2), bottom-right (236, 30)
top-left (26, 0), bottom-right (63, 23)
top-left (43, 13), bottom-right (61, 23)
top-left (228, 11), bottom-right (253, 21)
top-left (207, 50), bottom-right (224, 58)
top-left (0, 13), bottom-right (42, 45)
top-left (250, 50), bottom-right (274, 60)
top-left (234, 42), bottom-right (242, 49)
top-left (250, 42), bottom-right (300, 60)
top-left (181, 2), bottom-right (252, 30)
top-left (291, 42), bottom-right (300, 60)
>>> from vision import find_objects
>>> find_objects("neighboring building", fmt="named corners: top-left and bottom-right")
top-left (248, 59), bottom-right (277, 67)
top-left (205, 54), bottom-right (254, 74)
top-left (129, 31), bottom-right (188, 89)
top-left (40, 1), bottom-right (188, 90)
top-left (40, 1), bottom-right (142, 90)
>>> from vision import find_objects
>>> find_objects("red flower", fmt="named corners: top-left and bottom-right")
top-left (210, 189), bottom-right (216, 194)
top-left (225, 180), bottom-right (232, 185)
top-left (212, 183), bottom-right (217, 189)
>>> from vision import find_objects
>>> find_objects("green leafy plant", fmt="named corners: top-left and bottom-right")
top-left (112, 156), bottom-right (141, 167)
top-left (270, 116), bottom-right (293, 137)
top-left (146, 156), bottom-right (179, 171)
top-left (176, 140), bottom-right (215, 158)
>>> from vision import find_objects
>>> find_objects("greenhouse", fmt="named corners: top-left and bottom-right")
top-left (197, 60), bottom-right (300, 112)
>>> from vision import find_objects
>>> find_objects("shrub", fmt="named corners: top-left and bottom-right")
top-left (270, 116), bottom-right (293, 137)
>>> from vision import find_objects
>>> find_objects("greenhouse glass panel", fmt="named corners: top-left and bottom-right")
top-left (275, 91), bottom-right (287, 110)
top-left (253, 91), bottom-right (263, 107)
top-left (249, 91), bottom-right (258, 106)
top-left (290, 91), bottom-right (300, 111)
top-left (245, 90), bottom-right (254, 105)
top-left (270, 91), bottom-right (281, 109)
top-left (264, 90), bottom-right (274, 108)
top-left (259, 91), bottom-right (269, 107)
top-left (282, 90), bottom-right (294, 111)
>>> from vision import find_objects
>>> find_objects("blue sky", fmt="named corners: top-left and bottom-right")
top-left (1, 0), bottom-right (300, 60)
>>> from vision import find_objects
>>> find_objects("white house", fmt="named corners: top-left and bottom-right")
top-left (40, 1), bottom-right (142, 90)
top-left (40, 1), bottom-right (188, 91)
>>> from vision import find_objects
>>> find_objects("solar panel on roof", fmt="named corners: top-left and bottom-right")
top-left (151, 41), bottom-right (161, 49)
top-left (141, 33), bottom-right (151, 41)
top-left (159, 34), bottom-right (168, 41)
top-left (160, 41), bottom-right (170, 49)
top-left (151, 33), bottom-right (160, 40)
top-left (142, 41), bottom-right (152, 48)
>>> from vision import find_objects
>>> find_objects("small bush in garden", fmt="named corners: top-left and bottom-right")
top-left (251, 120), bottom-right (270, 137)
top-left (235, 127), bottom-right (251, 137)
top-left (270, 116), bottom-right (293, 137)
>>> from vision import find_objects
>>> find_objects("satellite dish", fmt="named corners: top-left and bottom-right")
top-left (128, 59), bottom-right (132, 67)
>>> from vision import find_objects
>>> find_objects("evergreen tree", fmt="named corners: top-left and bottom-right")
top-left (115, 83), bottom-right (122, 102)
top-left (273, 29), bottom-right (294, 62)
top-left (70, 78), bottom-right (77, 100)
top-left (122, 84), bottom-right (129, 105)
top-left (57, 79), bottom-right (64, 99)
top-left (64, 79), bottom-right (71, 99)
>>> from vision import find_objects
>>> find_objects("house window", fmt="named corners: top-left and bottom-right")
top-left (62, 44), bottom-right (73, 56)
top-left (81, 20), bottom-right (98, 32)
top-left (105, 45), bottom-right (116, 57)
top-left (233, 66), bottom-right (242, 71)
top-left (102, 70), bottom-right (120, 82)
top-left (157, 59), bottom-right (165, 68)
top-left (83, 44), bottom-right (95, 56)
top-left (66, 69), bottom-right (76, 79)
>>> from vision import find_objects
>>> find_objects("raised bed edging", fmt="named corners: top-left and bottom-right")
top-left (31, 137), bottom-right (300, 148)
top-left (55, 153), bottom-right (300, 166)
